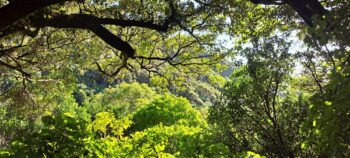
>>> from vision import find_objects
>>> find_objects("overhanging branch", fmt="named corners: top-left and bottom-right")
top-left (31, 14), bottom-right (173, 32)
top-left (0, 0), bottom-right (72, 30)
top-left (89, 24), bottom-right (135, 58)
top-left (29, 13), bottom-right (180, 58)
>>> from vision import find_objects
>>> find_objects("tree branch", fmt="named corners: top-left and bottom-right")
top-left (0, 0), bottom-right (72, 30)
top-left (31, 14), bottom-right (172, 32)
top-left (0, 60), bottom-right (31, 77)
top-left (89, 24), bottom-right (135, 58)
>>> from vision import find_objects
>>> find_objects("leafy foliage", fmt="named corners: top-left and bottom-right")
top-left (1, 0), bottom-right (350, 157)
top-left (209, 36), bottom-right (310, 157)
top-left (129, 94), bottom-right (203, 132)
top-left (84, 82), bottom-right (158, 117)
top-left (2, 83), bottom-right (229, 157)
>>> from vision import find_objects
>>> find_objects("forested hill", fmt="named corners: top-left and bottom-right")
top-left (73, 67), bottom-right (227, 107)
top-left (1, 0), bottom-right (350, 157)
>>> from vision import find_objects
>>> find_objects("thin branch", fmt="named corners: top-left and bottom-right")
top-left (0, 60), bottom-right (30, 77)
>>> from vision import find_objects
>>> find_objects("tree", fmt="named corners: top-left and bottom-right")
top-left (209, 35), bottom-right (308, 157)
top-left (295, 1), bottom-right (350, 156)
top-left (129, 94), bottom-right (203, 133)
top-left (2, 83), bottom-right (229, 157)
top-left (83, 82), bottom-right (159, 117)
top-left (1, 0), bottom-right (328, 80)
top-left (0, 0), bottom-right (230, 77)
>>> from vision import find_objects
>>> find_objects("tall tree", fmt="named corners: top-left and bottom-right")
top-left (209, 35), bottom-right (308, 157)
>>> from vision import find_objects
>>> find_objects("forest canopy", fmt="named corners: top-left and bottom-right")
top-left (1, 0), bottom-right (350, 157)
